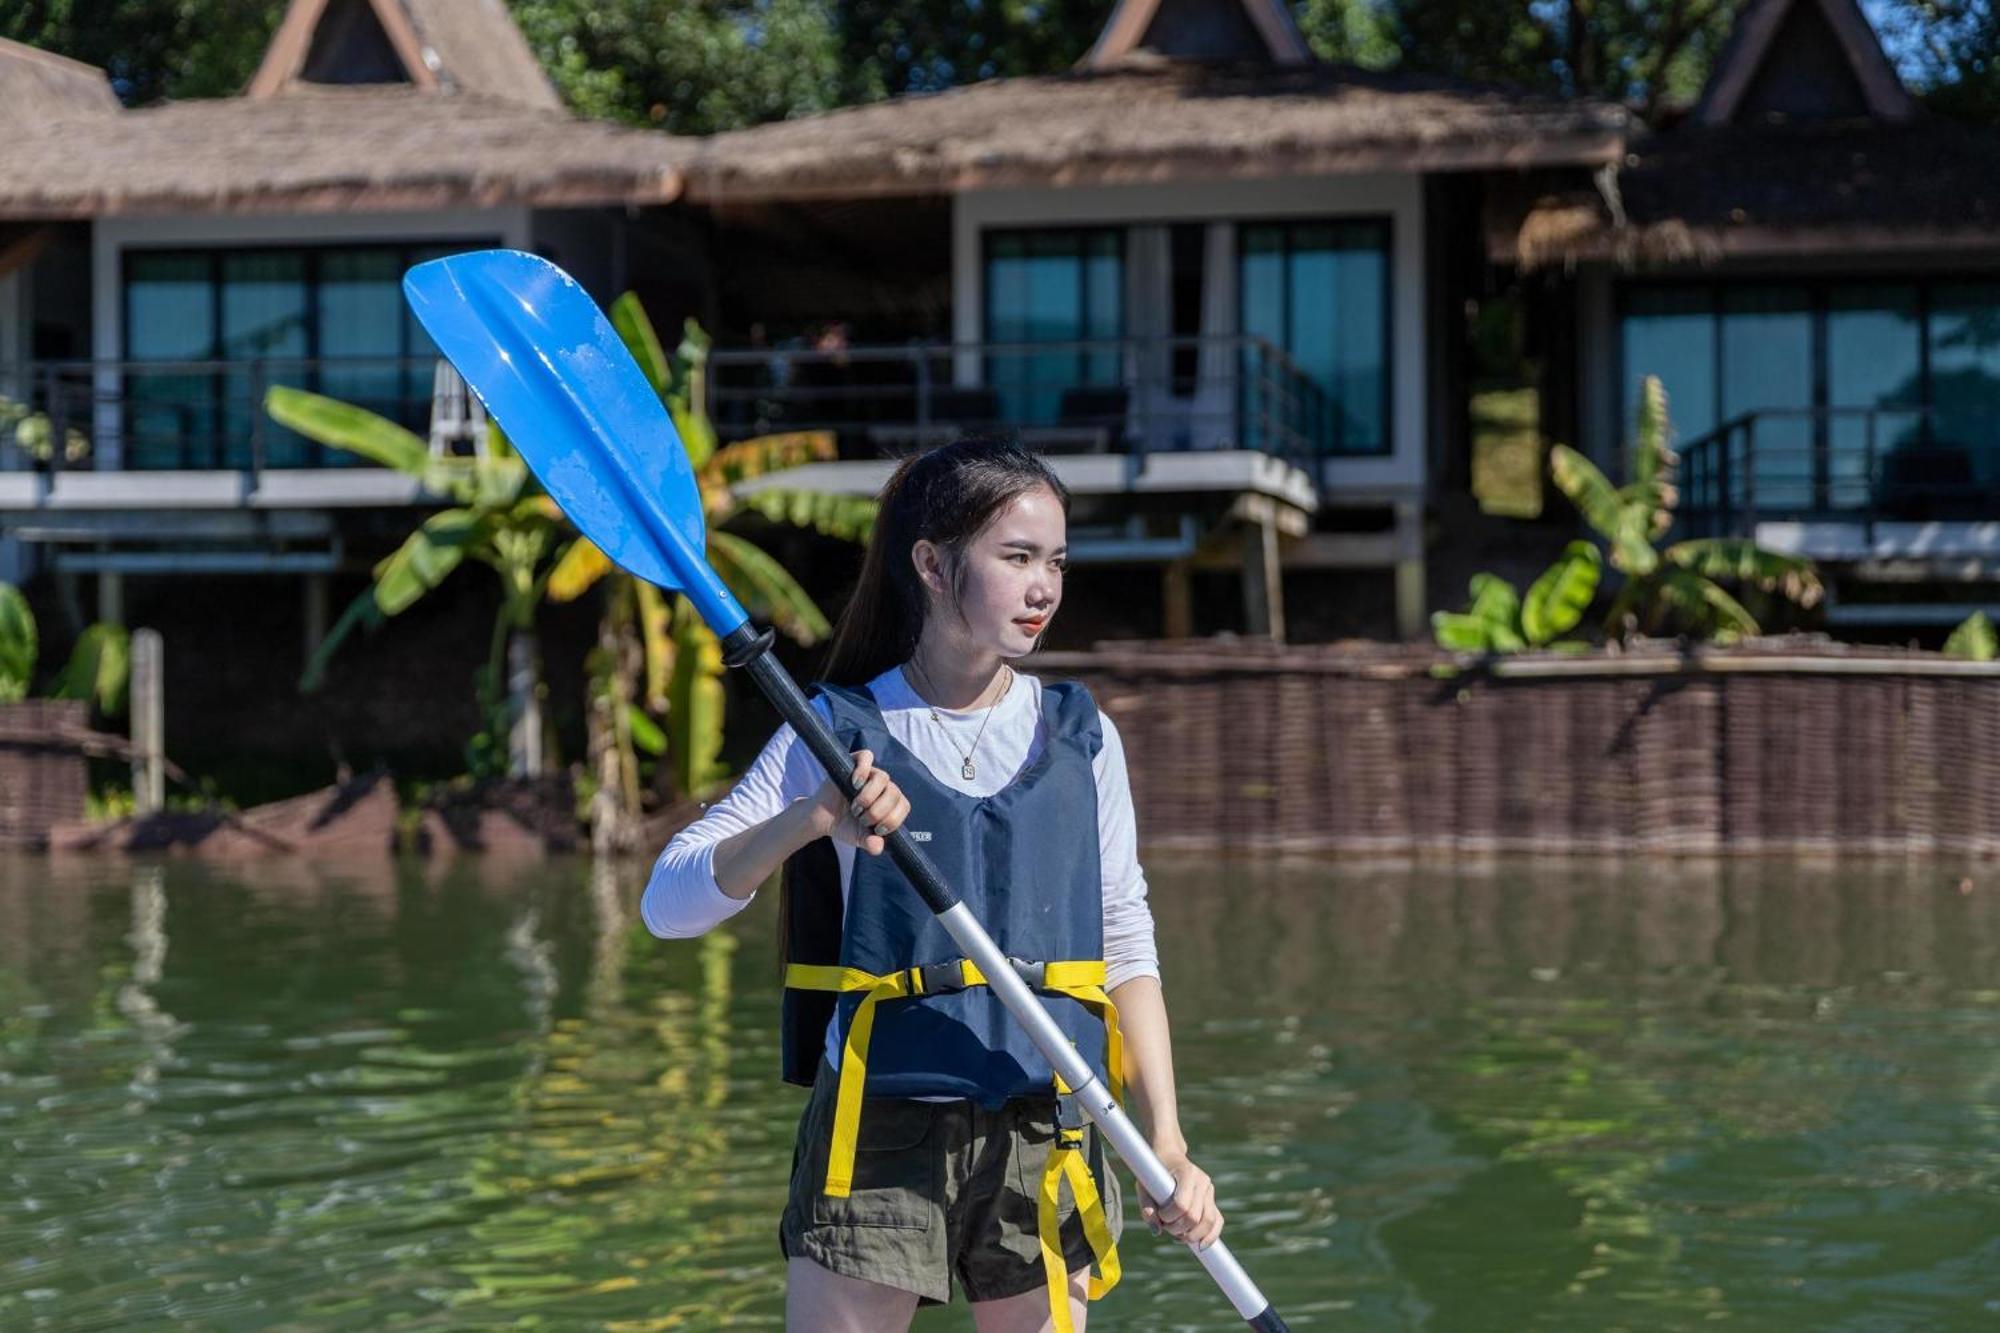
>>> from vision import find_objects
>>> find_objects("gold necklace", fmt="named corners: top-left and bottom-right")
top-left (909, 657), bottom-right (1011, 781)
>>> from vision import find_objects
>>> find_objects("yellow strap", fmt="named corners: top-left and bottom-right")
top-left (784, 959), bottom-right (1123, 1199)
top-left (1036, 1127), bottom-right (1122, 1333)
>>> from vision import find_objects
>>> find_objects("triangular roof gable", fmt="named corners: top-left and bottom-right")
top-left (1082, 0), bottom-right (1312, 69)
top-left (248, 0), bottom-right (438, 97)
top-left (1695, 0), bottom-right (1914, 126)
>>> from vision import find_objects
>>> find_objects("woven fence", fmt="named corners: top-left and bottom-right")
top-left (0, 700), bottom-right (92, 849)
top-left (1033, 637), bottom-right (2000, 855)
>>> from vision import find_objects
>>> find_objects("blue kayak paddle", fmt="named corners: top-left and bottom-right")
top-left (403, 249), bottom-right (1293, 1332)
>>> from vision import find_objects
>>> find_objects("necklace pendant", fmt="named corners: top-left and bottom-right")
top-left (962, 757), bottom-right (977, 780)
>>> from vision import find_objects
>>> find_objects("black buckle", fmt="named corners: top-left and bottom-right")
top-left (1057, 1091), bottom-right (1087, 1141)
top-left (1008, 957), bottom-right (1048, 990)
top-left (915, 960), bottom-right (971, 995)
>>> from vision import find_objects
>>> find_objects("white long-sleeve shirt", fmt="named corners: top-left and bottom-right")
top-left (641, 664), bottom-right (1161, 992)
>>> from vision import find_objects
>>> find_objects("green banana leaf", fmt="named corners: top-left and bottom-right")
top-left (373, 508), bottom-right (483, 616)
top-left (48, 622), bottom-right (131, 715)
top-left (266, 385), bottom-right (430, 475)
top-left (0, 582), bottom-right (35, 700)
top-left (1522, 542), bottom-right (1601, 645)
top-left (708, 529), bottom-right (832, 646)
top-left (1945, 611), bottom-right (1998, 661)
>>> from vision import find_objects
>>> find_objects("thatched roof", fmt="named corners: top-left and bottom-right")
top-left (1503, 120), bottom-right (2000, 269)
top-left (685, 60), bottom-right (1630, 202)
top-left (0, 87), bottom-right (685, 219)
top-left (249, 0), bottom-right (561, 111)
top-left (0, 38), bottom-right (118, 127)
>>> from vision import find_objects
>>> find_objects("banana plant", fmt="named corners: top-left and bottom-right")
top-left (548, 298), bottom-right (874, 824)
top-left (0, 580), bottom-right (130, 711)
top-left (1550, 375), bottom-right (1822, 643)
top-left (1945, 610), bottom-right (1997, 661)
top-left (1432, 542), bottom-right (1602, 653)
top-left (266, 387), bottom-right (564, 777)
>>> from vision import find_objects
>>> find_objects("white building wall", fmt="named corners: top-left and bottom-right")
top-left (952, 175), bottom-right (1428, 496)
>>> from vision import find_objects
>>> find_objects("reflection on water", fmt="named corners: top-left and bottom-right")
top-left (2, 855), bottom-right (1998, 1330)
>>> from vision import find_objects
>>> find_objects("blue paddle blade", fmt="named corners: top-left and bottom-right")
top-left (402, 250), bottom-right (747, 636)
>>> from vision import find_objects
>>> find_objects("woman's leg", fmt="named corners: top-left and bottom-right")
top-left (968, 1267), bottom-right (1090, 1333)
top-left (785, 1256), bottom-right (921, 1333)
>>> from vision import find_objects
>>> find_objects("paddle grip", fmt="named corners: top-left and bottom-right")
top-left (723, 628), bottom-right (959, 916)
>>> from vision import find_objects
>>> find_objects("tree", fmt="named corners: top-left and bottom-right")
top-left (1873, 0), bottom-right (2000, 121)
top-left (508, 0), bottom-right (851, 134)
top-left (3, 1), bottom-right (283, 105)
top-left (1372, 0), bottom-right (1737, 120)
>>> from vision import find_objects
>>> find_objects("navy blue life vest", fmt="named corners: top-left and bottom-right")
top-left (779, 676), bottom-right (1108, 1105)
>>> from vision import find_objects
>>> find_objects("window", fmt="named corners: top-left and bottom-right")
top-left (1239, 219), bottom-right (1390, 456)
top-left (123, 241), bottom-right (485, 469)
top-left (1617, 280), bottom-right (1974, 510)
top-left (983, 229), bottom-right (1122, 424)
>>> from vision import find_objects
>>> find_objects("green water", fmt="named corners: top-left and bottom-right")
top-left (3, 854), bottom-right (1998, 1331)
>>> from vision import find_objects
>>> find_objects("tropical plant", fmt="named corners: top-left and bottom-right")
top-left (549, 297), bottom-right (874, 843)
top-left (1433, 543), bottom-right (1601, 654)
top-left (1945, 610), bottom-right (1997, 661)
top-left (0, 393), bottom-right (89, 466)
top-left (1555, 376), bottom-right (1821, 642)
top-left (265, 388), bottom-right (565, 778)
top-left (0, 581), bottom-right (131, 711)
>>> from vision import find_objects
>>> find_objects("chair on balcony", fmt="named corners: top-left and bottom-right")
top-left (869, 385), bottom-right (1001, 453)
top-left (1035, 385), bottom-right (1128, 454)
top-left (429, 361), bottom-right (489, 460)
top-left (1876, 443), bottom-right (1985, 520)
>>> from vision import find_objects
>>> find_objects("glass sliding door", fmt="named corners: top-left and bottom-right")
top-left (1720, 286), bottom-right (1814, 511)
top-left (1238, 220), bottom-right (1389, 455)
top-left (1928, 283), bottom-right (2000, 486)
top-left (984, 229), bottom-right (1122, 424)
top-left (1827, 286), bottom-right (1922, 509)
top-left (320, 250), bottom-right (407, 465)
top-left (126, 254), bottom-right (218, 469)
top-left (220, 252), bottom-right (308, 469)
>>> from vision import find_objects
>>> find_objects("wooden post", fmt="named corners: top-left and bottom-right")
top-left (1240, 515), bottom-right (1285, 642)
top-left (1162, 560), bottom-right (1193, 639)
top-left (130, 628), bottom-right (164, 815)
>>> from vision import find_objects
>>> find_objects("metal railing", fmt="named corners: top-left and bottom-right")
top-left (1680, 405), bottom-right (2000, 537)
top-left (705, 335), bottom-right (1345, 468)
top-left (0, 356), bottom-right (449, 477)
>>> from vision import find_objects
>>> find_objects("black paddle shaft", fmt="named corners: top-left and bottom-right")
top-left (723, 627), bottom-right (960, 917)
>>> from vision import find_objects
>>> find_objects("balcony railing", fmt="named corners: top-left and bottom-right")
top-left (0, 357), bottom-right (454, 477)
top-left (1681, 405), bottom-right (2000, 538)
top-left (706, 335), bottom-right (1341, 467)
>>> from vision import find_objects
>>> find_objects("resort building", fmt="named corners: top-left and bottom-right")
top-left (0, 0), bottom-right (1994, 655)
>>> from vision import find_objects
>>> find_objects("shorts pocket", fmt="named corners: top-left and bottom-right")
top-left (1010, 1107), bottom-right (1079, 1224)
top-left (808, 1097), bottom-right (940, 1232)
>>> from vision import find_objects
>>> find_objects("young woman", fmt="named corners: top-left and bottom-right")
top-left (642, 437), bottom-right (1222, 1333)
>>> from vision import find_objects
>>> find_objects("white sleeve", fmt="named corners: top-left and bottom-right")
top-left (640, 695), bottom-right (833, 939)
top-left (1094, 709), bottom-right (1161, 989)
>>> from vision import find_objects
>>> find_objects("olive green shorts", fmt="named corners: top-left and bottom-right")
top-left (779, 1061), bottom-right (1124, 1306)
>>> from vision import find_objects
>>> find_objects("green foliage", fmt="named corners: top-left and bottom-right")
top-left (0, 583), bottom-right (35, 702)
top-left (4, 1), bottom-right (285, 105)
top-left (510, 0), bottom-right (850, 134)
top-left (1945, 610), bottom-right (1998, 660)
top-left (49, 623), bottom-right (132, 715)
top-left (1432, 543), bottom-right (1599, 654)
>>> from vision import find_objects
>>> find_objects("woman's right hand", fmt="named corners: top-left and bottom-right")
top-left (804, 748), bottom-right (909, 856)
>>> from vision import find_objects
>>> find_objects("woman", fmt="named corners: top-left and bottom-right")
top-left (643, 437), bottom-right (1221, 1332)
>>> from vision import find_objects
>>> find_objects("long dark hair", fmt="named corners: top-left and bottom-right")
top-left (819, 436), bottom-right (1070, 686)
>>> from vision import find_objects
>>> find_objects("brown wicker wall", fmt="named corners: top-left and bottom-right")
top-left (0, 700), bottom-right (91, 849)
top-left (1036, 639), bottom-right (2000, 855)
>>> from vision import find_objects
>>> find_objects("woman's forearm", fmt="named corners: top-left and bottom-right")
top-left (711, 798), bottom-right (823, 900)
top-left (1109, 974), bottom-right (1186, 1158)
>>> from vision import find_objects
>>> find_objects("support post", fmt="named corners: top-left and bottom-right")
top-left (1394, 499), bottom-right (1426, 641)
top-left (131, 628), bottom-right (164, 815)
top-left (1162, 559), bottom-right (1193, 639)
top-left (97, 570), bottom-right (124, 628)
top-left (1240, 515), bottom-right (1285, 642)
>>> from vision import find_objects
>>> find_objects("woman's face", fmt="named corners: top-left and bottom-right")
top-left (917, 483), bottom-right (1067, 659)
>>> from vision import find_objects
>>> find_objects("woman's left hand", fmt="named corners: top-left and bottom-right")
top-left (1139, 1152), bottom-right (1224, 1249)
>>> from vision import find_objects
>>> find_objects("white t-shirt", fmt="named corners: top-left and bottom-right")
top-left (640, 664), bottom-right (1161, 999)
